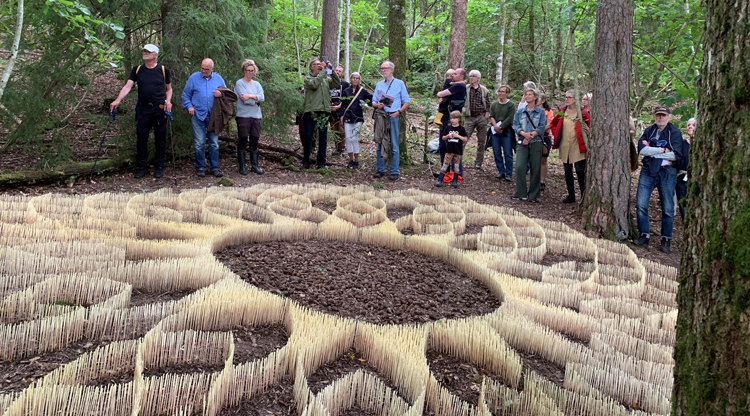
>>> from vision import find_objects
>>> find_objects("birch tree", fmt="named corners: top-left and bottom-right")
top-left (0, 0), bottom-right (24, 105)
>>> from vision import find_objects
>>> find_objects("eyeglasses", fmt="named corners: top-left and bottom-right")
top-left (565, 96), bottom-right (574, 99)
top-left (201, 67), bottom-right (213, 71)
top-left (380, 67), bottom-right (391, 70)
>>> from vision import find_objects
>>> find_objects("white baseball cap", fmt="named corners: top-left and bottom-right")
top-left (143, 44), bottom-right (159, 53)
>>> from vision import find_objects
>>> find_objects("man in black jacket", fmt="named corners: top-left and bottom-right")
top-left (633, 106), bottom-right (685, 253)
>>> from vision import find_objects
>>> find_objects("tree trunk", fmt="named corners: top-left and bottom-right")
top-left (578, 0), bottom-right (634, 241)
top-left (320, 0), bottom-right (339, 63)
top-left (293, 0), bottom-right (302, 75)
top-left (673, 1), bottom-right (750, 414)
top-left (552, 19), bottom-right (563, 95)
top-left (161, 0), bottom-right (183, 84)
top-left (528, 0), bottom-right (535, 53)
top-left (495, 0), bottom-right (507, 90)
top-left (344, 0), bottom-right (351, 79)
top-left (122, 2), bottom-right (133, 78)
top-left (446, 0), bottom-right (467, 69)
top-left (502, 12), bottom-right (518, 85)
top-left (336, 0), bottom-right (343, 66)
top-left (0, 0), bottom-right (23, 105)
top-left (389, 0), bottom-right (410, 166)
top-left (357, 0), bottom-right (382, 74)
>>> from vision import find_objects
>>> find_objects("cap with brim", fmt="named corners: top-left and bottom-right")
top-left (654, 106), bottom-right (671, 115)
top-left (143, 44), bottom-right (159, 53)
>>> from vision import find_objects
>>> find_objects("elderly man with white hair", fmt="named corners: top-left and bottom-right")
top-left (463, 69), bottom-right (492, 169)
top-left (182, 58), bottom-right (227, 178)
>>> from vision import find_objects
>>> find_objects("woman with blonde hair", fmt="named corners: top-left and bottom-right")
top-left (340, 72), bottom-right (373, 169)
top-left (233, 59), bottom-right (265, 175)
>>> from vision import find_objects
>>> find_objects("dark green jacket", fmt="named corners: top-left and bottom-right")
top-left (303, 70), bottom-right (341, 113)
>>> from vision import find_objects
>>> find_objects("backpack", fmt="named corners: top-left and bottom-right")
top-left (135, 64), bottom-right (167, 91)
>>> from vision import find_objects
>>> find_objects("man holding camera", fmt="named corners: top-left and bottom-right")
top-left (633, 106), bottom-right (686, 254)
top-left (330, 65), bottom-right (350, 157)
top-left (372, 60), bottom-right (410, 181)
top-left (302, 57), bottom-right (341, 169)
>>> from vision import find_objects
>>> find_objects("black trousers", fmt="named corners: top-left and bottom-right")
top-left (302, 111), bottom-right (328, 165)
top-left (564, 160), bottom-right (587, 197)
top-left (136, 105), bottom-right (167, 170)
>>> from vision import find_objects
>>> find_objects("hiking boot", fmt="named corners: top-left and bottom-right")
top-left (153, 168), bottom-right (164, 179)
top-left (197, 170), bottom-right (206, 178)
top-left (435, 172), bottom-right (445, 187)
top-left (496, 173), bottom-right (505, 179)
top-left (373, 171), bottom-right (385, 178)
top-left (317, 164), bottom-right (326, 170)
top-left (633, 234), bottom-right (650, 248)
top-left (301, 162), bottom-right (310, 170)
top-left (389, 174), bottom-right (399, 181)
top-left (660, 238), bottom-right (672, 254)
top-left (562, 195), bottom-right (576, 204)
top-left (211, 169), bottom-right (223, 178)
top-left (134, 168), bottom-right (149, 179)
top-left (504, 176), bottom-right (512, 182)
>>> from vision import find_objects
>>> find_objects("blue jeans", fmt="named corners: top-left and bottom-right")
top-left (491, 130), bottom-right (513, 178)
top-left (376, 115), bottom-right (400, 174)
top-left (191, 116), bottom-right (220, 172)
top-left (636, 167), bottom-right (677, 239)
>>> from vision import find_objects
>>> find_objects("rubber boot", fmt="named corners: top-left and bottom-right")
top-left (238, 150), bottom-right (247, 175)
top-left (452, 173), bottom-right (459, 188)
top-left (435, 172), bottom-right (445, 187)
top-left (250, 150), bottom-right (264, 175)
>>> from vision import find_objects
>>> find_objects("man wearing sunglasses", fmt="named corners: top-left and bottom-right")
top-left (633, 105), bottom-right (686, 253)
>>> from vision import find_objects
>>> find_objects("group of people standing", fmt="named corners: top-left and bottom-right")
top-left (110, 44), bottom-right (266, 179)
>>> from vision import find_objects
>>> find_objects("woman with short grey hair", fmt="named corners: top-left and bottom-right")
top-left (516, 81), bottom-right (538, 112)
top-left (341, 72), bottom-right (373, 169)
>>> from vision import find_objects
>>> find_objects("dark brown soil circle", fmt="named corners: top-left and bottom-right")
top-left (215, 240), bottom-right (501, 325)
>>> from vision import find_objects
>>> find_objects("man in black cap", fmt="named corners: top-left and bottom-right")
top-left (633, 105), bottom-right (686, 253)
top-left (110, 44), bottom-right (173, 179)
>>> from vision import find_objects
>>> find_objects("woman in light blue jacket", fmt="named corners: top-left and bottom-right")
top-left (511, 89), bottom-right (546, 202)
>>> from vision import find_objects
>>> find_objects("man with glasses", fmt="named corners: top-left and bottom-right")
top-left (110, 44), bottom-right (173, 179)
top-left (182, 58), bottom-right (227, 178)
top-left (372, 60), bottom-right (411, 181)
top-left (463, 70), bottom-right (492, 170)
top-left (633, 106), bottom-right (686, 253)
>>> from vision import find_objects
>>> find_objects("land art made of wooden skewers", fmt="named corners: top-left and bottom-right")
top-left (0, 184), bottom-right (679, 416)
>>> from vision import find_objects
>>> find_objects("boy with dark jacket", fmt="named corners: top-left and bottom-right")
top-left (633, 106), bottom-right (685, 253)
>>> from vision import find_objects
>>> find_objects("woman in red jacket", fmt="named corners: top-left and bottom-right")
top-left (551, 90), bottom-right (591, 203)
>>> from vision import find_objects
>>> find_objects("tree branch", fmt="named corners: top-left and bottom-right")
top-left (633, 44), bottom-right (691, 89)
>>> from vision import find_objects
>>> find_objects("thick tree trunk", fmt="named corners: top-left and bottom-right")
top-left (0, 0), bottom-right (23, 105)
top-left (578, 0), bottom-right (634, 241)
top-left (446, 0), bottom-right (467, 69)
top-left (389, 0), bottom-right (410, 166)
top-left (320, 0), bottom-right (339, 63)
top-left (495, 0), bottom-right (507, 90)
top-left (673, 1), bottom-right (750, 415)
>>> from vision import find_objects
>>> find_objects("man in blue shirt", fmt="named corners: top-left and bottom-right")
top-left (182, 58), bottom-right (226, 178)
top-left (372, 60), bottom-right (411, 181)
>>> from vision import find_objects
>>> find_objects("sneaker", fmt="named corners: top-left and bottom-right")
top-left (540, 181), bottom-right (546, 191)
top-left (528, 197), bottom-right (540, 203)
top-left (153, 168), bottom-right (164, 179)
top-left (475, 164), bottom-right (481, 170)
top-left (389, 174), bottom-right (399, 181)
top-left (373, 171), bottom-right (385, 178)
top-left (633, 234), bottom-right (650, 248)
top-left (317, 164), bottom-right (326, 170)
top-left (197, 170), bottom-right (206, 178)
top-left (495, 173), bottom-right (505, 179)
top-left (134, 168), bottom-right (149, 179)
top-left (660, 239), bottom-right (671, 253)
top-left (211, 169), bottom-right (223, 178)
top-left (504, 176), bottom-right (512, 182)
top-left (352, 161), bottom-right (360, 170)
top-left (347, 161), bottom-right (354, 169)
top-left (562, 195), bottom-right (576, 204)
top-left (301, 162), bottom-right (310, 170)
top-left (510, 194), bottom-right (527, 201)
top-left (433, 172), bottom-right (440, 178)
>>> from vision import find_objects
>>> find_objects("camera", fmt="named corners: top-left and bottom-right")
top-left (321, 56), bottom-right (329, 66)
